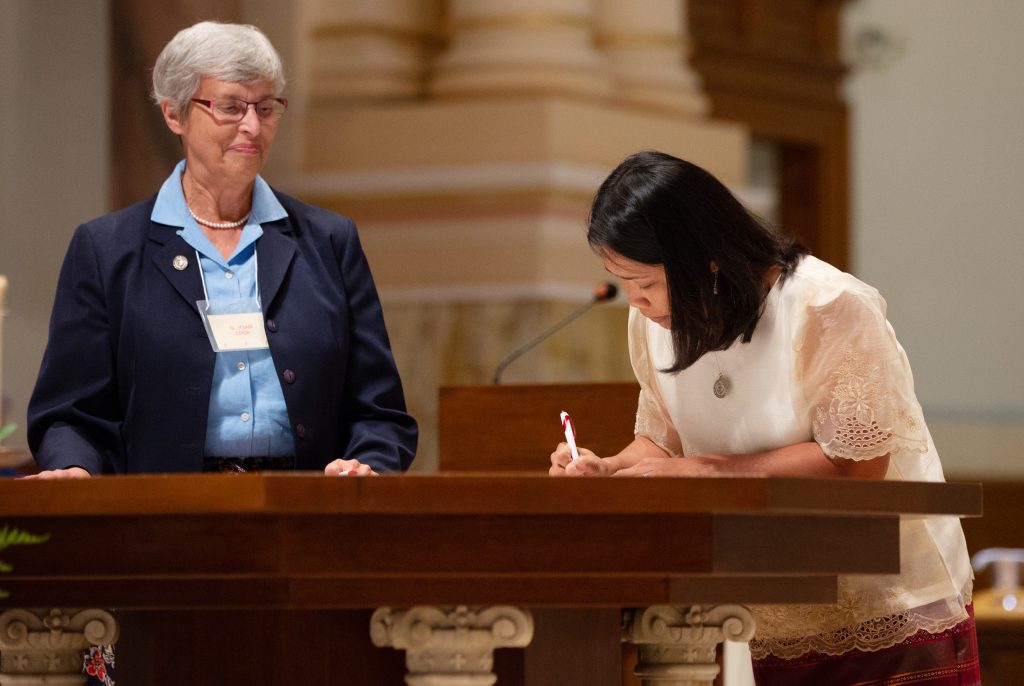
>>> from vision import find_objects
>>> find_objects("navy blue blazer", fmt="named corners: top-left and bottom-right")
top-left (28, 191), bottom-right (417, 474)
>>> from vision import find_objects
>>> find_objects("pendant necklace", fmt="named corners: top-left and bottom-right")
top-left (712, 352), bottom-right (731, 399)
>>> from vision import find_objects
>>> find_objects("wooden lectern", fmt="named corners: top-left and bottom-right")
top-left (439, 382), bottom-right (640, 472)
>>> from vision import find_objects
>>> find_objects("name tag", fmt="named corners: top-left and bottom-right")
top-left (197, 298), bottom-right (270, 352)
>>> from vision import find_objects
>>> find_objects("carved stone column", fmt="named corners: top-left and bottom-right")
top-left (595, 0), bottom-right (709, 115)
top-left (622, 604), bottom-right (755, 686)
top-left (430, 0), bottom-right (612, 99)
top-left (0, 608), bottom-right (118, 686)
top-left (307, 0), bottom-right (442, 102)
top-left (370, 605), bottom-right (533, 686)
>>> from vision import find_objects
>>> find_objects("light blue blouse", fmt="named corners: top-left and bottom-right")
top-left (151, 160), bottom-right (295, 457)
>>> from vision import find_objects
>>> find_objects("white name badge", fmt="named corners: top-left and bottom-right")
top-left (197, 298), bottom-right (270, 352)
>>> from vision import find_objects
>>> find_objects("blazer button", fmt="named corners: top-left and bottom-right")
top-left (266, 319), bottom-right (278, 332)
top-left (283, 369), bottom-right (296, 384)
top-left (295, 423), bottom-right (306, 438)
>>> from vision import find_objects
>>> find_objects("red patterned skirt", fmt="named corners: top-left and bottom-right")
top-left (750, 604), bottom-right (981, 686)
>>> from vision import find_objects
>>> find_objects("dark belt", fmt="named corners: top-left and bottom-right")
top-left (202, 456), bottom-right (296, 473)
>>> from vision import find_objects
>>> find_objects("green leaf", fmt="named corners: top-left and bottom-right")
top-left (0, 423), bottom-right (14, 442)
top-left (0, 560), bottom-right (10, 572)
top-left (0, 526), bottom-right (51, 551)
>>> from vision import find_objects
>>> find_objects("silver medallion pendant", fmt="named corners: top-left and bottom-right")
top-left (713, 373), bottom-right (731, 399)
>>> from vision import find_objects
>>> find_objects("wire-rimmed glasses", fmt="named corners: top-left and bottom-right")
top-left (190, 97), bottom-right (288, 123)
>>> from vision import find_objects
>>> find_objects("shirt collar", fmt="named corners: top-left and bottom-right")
top-left (151, 159), bottom-right (288, 265)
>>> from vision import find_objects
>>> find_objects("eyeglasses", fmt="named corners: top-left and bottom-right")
top-left (190, 97), bottom-right (288, 123)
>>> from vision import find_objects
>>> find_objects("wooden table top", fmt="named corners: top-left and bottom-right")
top-left (0, 474), bottom-right (981, 610)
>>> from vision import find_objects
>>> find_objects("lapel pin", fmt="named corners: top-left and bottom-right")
top-left (172, 255), bottom-right (189, 271)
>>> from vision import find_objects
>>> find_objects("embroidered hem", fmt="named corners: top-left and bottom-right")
top-left (750, 592), bottom-right (972, 660)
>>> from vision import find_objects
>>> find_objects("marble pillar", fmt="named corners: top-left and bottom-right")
top-left (431, 0), bottom-right (612, 99)
top-left (596, 0), bottom-right (709, 115)
top-left (307, 0), bottom-right (442, 102)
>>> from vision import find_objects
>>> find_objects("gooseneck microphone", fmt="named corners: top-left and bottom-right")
top-left (491, 282), bottom-right (619, 384)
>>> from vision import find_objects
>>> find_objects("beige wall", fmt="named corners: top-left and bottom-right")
top-left (0, 0), bottom-right (110, 450)
top-left (843, 0), bottom-right (1024, 479)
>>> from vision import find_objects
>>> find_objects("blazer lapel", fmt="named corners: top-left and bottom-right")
top-left (147, 219), bottom-right (296, 313)
top-left (149, 224), bottom-right (206, 310)
top-left (256, 221), bottom-right (296, 310)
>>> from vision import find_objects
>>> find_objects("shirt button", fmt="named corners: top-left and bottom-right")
top-left (283, 369), bottom-right (295, 384)
top-left (241, 412), bottom-right (251, 422)
top-left (236, 361), bottom-right (247, 371)
top-left (295, 423), bottom-right (306, 438)
top-left (266, 319), bottom-right (278, 332)
top-left (225, 271), bottom-right (234, 279)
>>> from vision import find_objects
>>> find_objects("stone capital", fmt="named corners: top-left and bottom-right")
top-left (622, 604), bottom-right (755, 686)
top-left (371, 605), bottom-right (533, 686)
top-left (0, 608), bottom-right (118, 684)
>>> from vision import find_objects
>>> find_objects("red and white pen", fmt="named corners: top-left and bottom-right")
top-left (560, 411), bottom-right (580, 461)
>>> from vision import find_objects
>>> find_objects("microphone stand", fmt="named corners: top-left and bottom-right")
top-left (492, 299), bottom-right (600, 384)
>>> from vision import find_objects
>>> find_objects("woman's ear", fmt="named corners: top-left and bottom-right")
top-left (710, 260), bottom-right (719, 273)
top-left (161, 99), bottom-right (185, 135)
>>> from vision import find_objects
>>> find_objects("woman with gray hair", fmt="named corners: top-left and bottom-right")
top-left (27, 21), bottom-right (418, 480)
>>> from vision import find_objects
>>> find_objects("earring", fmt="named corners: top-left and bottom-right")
top-left (712, 270), bottom-right (719, 295)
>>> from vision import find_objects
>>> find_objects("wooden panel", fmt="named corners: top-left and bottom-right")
top-left (959, 480), bottom-right (1024, 686)
top-left (713, 515), bottom-right (900, 574)
top-left (0, 473), bottom-right (983, 516)
top-left (0, 573), bottom-right (839, 610)
top-left (439, 383), bottom-right (641, 472)
top-left (689, 0), bottom-right (850, 270)
top-left (962, 481), bottom-right (1024, 557)
top-left (114, 609), bottom-right (408, 686)
top-left (313, 472), bottom-right (978, 515)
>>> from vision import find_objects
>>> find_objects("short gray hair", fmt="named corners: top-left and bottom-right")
top-left (152, 21), bottom-right (285, 115)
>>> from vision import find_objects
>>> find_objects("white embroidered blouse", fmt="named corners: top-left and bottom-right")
top-left (629, 255), bottom-right (973, 659)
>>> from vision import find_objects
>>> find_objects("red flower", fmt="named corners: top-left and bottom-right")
top-left (84, 646), bottom-right (109, 680)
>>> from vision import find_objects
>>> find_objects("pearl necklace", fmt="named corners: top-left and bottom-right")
top-left (187, 205), bottom-right (251, 230)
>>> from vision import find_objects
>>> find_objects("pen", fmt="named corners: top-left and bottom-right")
top-left (560, 411), bottom-right (580, 461)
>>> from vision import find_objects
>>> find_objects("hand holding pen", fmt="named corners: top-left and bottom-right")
top-left (560, 411), bottom-right (580, 462)
top-left (550, 411), bottom-right (609, 476)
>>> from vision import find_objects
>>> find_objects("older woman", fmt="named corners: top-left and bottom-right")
top-left (27, 21), bottom-right (417, 478)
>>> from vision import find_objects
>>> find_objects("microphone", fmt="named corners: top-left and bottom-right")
top-left (492, 282), bottom-right (619, 384)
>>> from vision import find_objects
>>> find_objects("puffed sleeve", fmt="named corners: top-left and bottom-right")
top-left (794, 286), bottom-right (929, 462)
top-left (627, 307), bottom-right (683, 456)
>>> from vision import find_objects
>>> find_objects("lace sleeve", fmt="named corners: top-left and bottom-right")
top-left (795, 289), bottom-right (929, 461)
top-left (627, 308), bottom-right (683, 456)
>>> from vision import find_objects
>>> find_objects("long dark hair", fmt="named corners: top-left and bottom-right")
top-left (588, 151), bottom-right (807, 373)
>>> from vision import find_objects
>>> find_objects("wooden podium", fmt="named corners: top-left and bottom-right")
top-left (0, 473), bottom-right (981, 685)
top-left (439, 382), bottom-right (641, 472)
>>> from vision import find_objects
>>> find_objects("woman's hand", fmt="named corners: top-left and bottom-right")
top-left (324, 458), bottom-right (377, 476)
top-left (550, 436), bottom-right (674, 476)
top-left (549, 443), bottom-right (613, 476)
top-left (21, 466), bottom-right (92, 480)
